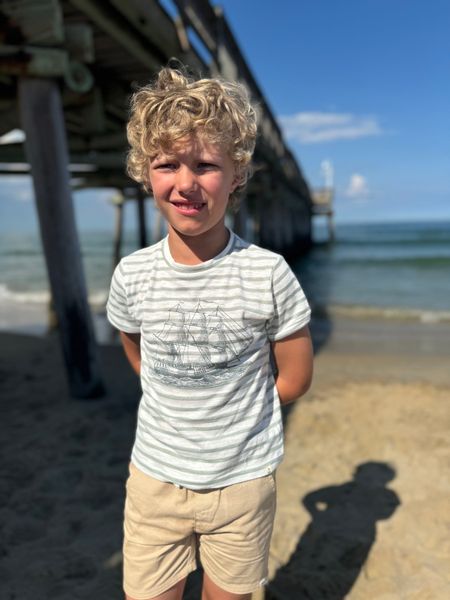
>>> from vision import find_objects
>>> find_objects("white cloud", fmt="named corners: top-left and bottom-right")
top-left (278, 112), bottom-right (382, 144)
top-left (14, 188), bottom-right (33, 203)
top-left (95, 189), bottom-right (118, 205)
top-left (75, 188), bottom-right (118, 207)
top-left (345, 173), bottom-right (370, 200)
top-left (0, 175), bottom-right (33, 203)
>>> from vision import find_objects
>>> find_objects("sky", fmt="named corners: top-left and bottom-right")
top-left (1, 0), bottom-right (449, 231)
top-left (217, 0), bottom-right (450, 224)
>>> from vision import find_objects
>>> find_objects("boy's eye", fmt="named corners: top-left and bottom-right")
top-left (156, 162), bottom-right (177, 170)
top-left (197, 162), bottom-right (217, 171)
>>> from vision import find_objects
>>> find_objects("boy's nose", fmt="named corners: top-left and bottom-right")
top-left (175, 167), bottom-right (197, 193)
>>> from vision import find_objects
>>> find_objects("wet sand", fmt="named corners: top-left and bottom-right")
top-left (0, 315), bottom-right (449, 599)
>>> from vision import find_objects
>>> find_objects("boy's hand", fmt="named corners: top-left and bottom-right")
top-left (271, 325), bottom-right (313, 404)
top-left (120, 331), bottom-right (141, 376)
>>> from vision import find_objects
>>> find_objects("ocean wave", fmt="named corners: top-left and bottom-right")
top-left (0, 284), bottom-right (49, 304)
top-left (330, 222), bottom-right (450, 246)
top-left (337, 236), bottom-right (450, 247)
top-left (0, 284), bottom-right (108, 308)
top-left (331, 256), bottom-right (450, 268)
top-left (1, 249), bottom-right (44, 258)
top-left (319, 303), bottom-right (450, 324)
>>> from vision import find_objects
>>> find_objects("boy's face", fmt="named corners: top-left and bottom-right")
top-left (148, 136), bottom-right (238, 242)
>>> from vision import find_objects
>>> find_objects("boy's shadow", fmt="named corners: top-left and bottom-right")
top-left (267, 462), bottom-right (400, 600)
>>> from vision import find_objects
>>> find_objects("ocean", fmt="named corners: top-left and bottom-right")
top-left (1, 220), bottom-right (450, 334)
top-left (294, 220), bottom-right (450, 322)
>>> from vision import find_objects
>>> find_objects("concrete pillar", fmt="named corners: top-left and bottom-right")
top-left (111, 191), bottom-right (125, 270)
top-left (19, 77), bottom-right (104, 398)
top-left (136, 187), bottom-right (147, 248)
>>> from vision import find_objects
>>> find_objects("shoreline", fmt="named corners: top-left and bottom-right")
top-left (2, 298), bottom-right (450, 343)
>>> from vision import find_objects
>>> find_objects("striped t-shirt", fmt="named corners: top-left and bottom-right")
top-left (107, 230), bottom-right (310, 489)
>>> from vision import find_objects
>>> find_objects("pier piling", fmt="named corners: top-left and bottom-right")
top-left (19, 77), bottom-right (105, 399)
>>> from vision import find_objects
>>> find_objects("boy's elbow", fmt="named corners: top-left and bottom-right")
top-left (298, 371), bottom-right (313, 398)
top-left (277, 371), bottom-right (313, 405)
top-left (272, 325), bottom-right (314, 405)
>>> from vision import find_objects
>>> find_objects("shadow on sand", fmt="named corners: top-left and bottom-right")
top-left (266, 462), bottom-right (400, 600)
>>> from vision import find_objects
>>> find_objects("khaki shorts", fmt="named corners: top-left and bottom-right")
top-left (123, 462), bottom-right (277, 598)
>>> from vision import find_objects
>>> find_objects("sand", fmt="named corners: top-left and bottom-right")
top-left (0, 315), bottom-right (449, 599)
top-left (267, 316), bottom-right (450, 600)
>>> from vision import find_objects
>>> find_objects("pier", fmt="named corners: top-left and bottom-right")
top-left (312, 187), bottom-right (335, 242)
top-left (0, 0), bottom-right (313, 397)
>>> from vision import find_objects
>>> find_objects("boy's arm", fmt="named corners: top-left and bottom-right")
top-left (120, 331), bottom-right (141, 376)
top-left (271, 325), bottom-right (313, 405)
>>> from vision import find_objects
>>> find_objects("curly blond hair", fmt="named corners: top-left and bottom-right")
top-left (126, 67), bottom-right (258, 206)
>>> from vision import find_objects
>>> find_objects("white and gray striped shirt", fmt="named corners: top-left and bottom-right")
top-left (107, 231), bottom-right (310, 489)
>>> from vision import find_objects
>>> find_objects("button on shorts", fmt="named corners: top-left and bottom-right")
top-left (123, 462), bottom-right (277, 599)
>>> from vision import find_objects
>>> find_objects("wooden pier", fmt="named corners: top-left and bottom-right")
top-left (0, 0), bottom-right (313, 397)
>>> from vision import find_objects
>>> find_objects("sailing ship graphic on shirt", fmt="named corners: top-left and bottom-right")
top-left (149, 300), bottom-right (254, 387)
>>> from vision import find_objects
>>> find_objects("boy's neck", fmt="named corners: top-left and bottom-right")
top-left (167, 225), bottom-right (230, 265)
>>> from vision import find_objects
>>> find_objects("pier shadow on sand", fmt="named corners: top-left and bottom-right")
top-left (0, 334), bottom-right (141, 599)
top-left (266, 462), bottom-right (400, 600)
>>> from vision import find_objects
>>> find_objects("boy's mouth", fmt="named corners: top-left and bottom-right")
top-left (170, 200), bottom-right (206, 215)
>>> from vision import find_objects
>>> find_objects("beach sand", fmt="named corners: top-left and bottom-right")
top-left (0, 315), bottom-right (449, 599)
top-left (267, 316), bottom-right (450, 600)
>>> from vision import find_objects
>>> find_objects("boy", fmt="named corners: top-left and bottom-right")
top-left (107, 66), bottom-right (313, 600)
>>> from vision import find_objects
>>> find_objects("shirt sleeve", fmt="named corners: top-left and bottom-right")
top-left (106, 261), bottom-right (141, 333)
top-left (266, 256), bottom-right (311, 341)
